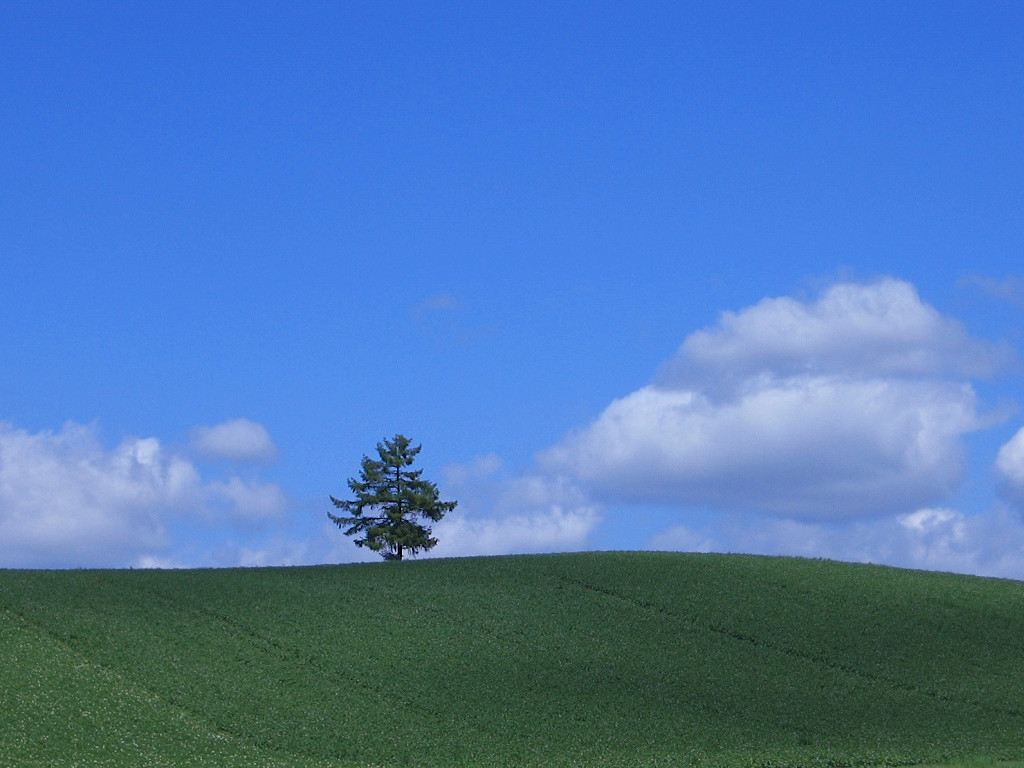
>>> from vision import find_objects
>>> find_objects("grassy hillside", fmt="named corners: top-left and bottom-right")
top-left (2, 552), bottom-right (1024, 767)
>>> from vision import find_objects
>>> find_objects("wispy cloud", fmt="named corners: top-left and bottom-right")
top-left (431, 505), bottom-right (599, 558)
top-left (996, 427), bottom-right (1024, 510)
top-left (417, 293), bottom-right (460, 312)
top-left (190, 418), bottom-right (277, 463)
top-left (428, 457), bottom-right (600, 558)
top-left (960, 274), bottom-right (1024, 307)
top-left (648, 505), bottom-right (1024, 580)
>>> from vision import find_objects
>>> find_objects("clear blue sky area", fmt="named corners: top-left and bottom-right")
top-left (3, 2), bottom-right (1024, 573)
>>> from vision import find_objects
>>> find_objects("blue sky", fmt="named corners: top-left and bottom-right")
top-left (3, 2), bottom-right (1024, 575)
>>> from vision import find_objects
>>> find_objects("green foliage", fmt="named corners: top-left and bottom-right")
top-left (328, 434), bottom-right (456, 560)
top-left (2, 553), bottom-right (1024, 767)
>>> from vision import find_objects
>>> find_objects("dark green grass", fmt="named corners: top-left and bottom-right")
top-left (2, 552), bottom-right (1024, 767)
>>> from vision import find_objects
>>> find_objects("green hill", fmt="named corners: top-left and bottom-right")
top-left (2, 552), bottom-right (1024, 767)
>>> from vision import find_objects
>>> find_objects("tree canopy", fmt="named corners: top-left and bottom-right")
top-left (328, 434), bottom-right (457, 561)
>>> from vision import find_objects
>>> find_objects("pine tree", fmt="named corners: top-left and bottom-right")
top-left (328, 434), bottom-right (457, 561)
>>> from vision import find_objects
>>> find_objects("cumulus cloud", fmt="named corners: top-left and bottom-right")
top-left (542, 278), bottom-right (1001, 521)
top-left (0, 420), bottom-right (290, 568)
top-left (542, 378), bottom-right (980, 519)
top-left (191, 418), bottom-right (276, 462)
top-left (660, 278), bottom-right (1011, 391)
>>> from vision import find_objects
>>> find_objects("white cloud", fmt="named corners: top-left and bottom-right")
top-left (191, 418), bottom-right (276, 463)
top-left (996, 426), bottom-right (1024, 509)
top-left (430, 505), bottom-right (599, 558)
top-left (542, 378), bottom-right (980, 519)
top-left (206, 537), bottom-right (320, 568)
top-left (441, 453), bottom-right (504, 488)
top-left (647, 506), bottom-right (1024, 580)
top-left (647, 524), bottom-right (717, 554)
top-left (207, 476), bottom-right (290, 521)
top-left (427, 460), bottom-right (601, 558)
top-left (661, 278), bottom-right (1011, 391)
top-left (542, 278), bottom-right (998, 520)
top-left (0, 420), bottom-right (291, 568)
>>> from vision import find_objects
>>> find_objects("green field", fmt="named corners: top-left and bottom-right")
top-left (2, 552), bottom-right (1024, 767)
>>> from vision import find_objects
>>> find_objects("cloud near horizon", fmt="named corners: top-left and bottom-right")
top-left (428, 456), bottom-right (600, 558)
top-left (0, 420), bottom-right (290, 568)
top-left (4, 278), bottom-right (1020, 575)
top-left (417, 277), bottom-right (1021, 574)
top-left (541, 278), bottom-right (1003, 521)
top-left (647, 505), bottom-right (1024, 581)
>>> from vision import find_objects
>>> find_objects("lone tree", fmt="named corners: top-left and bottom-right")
top-left (328, 434), bottom-right (457, 561)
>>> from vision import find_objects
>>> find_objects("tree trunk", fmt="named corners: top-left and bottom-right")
top-left (394, 463), bottom-right (403, 560)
